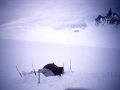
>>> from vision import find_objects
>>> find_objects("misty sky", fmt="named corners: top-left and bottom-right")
top-left (0, 0), bottom-right (120, 26)
top-left (0, 0), bottom-right (120, 48)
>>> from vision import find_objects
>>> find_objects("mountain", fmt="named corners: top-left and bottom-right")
top-left (95, 8), bottom-right (120, 27)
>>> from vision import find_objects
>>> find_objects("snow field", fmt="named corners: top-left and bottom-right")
top-left (0, 39), bottom-right (120, 90)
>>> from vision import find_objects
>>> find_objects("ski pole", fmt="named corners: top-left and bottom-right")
top-left (63, 63), bottom-right (64, 74)
top-left (69, 59), bottom-right (72, 72)
top-left (32, 63), bottom-right (36, 75)
top-left (38, 69), bottom-right (40, 84)
top-left (16, 66), bottom-right (22, 77)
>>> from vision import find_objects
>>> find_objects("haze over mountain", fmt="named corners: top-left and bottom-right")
top-left (0, 0), bottom-right (120, 48)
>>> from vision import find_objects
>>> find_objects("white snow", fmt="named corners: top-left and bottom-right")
top-left (0, 38), bottom-right (120, 90)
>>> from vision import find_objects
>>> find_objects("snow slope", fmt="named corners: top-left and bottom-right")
top-left (0, 39), bottom-right (120, 90)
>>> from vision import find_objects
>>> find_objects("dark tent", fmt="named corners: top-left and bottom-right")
top-left (41, 63), bottom-right (64, 77)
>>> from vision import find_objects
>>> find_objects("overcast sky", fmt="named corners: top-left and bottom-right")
top-left (0, 0), bottom-right (120, 26)
top-left (0, 0), bottom-right (120, 48)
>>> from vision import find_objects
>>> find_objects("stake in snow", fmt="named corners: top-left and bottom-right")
top-left (16, 66), bottom-right (22, 77)
top-left (38, 69), bottom-right (40, 84)
top-left (32, 63), bottom-right (36, 75)
top-left (69, 60), bottom-right (72, 72)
